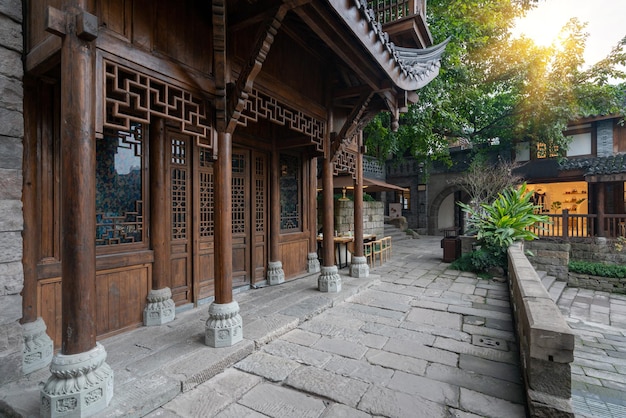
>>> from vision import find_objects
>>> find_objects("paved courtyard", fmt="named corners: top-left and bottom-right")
top-left (146, 236), bottom-right (526, 418)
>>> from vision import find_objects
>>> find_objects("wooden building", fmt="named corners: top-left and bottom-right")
top-left (6, 0), bottom-right (446, 415)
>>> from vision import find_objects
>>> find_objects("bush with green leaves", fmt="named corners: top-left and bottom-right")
top-left (455, 183), bottom-right (549, 274)
top-left (569, 260), bottom-right (626, 279)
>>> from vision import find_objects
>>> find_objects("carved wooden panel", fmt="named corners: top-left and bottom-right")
top-left (334, 148), bottom-right (357, 178)
top-left (104, 60), bottom-right (214, 150)
top-left (239, 88), bottom-right (325, 152)
top-left (171, 138), bottom-right (188, 240)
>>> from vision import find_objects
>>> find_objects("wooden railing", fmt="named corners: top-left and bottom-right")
top-left (529, 209), bottom-right (626, 240)
top-left (368, 0), bottom-right (425, 24)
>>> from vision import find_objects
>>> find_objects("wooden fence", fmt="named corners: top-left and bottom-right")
top-left (530, 209), bottom-right (626, 240)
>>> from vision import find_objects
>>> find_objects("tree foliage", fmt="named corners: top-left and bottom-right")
top-left (365, 0), bottom-right (626, 163)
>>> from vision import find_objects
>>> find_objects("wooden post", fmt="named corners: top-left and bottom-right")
top-left (598, 184), bottom-right (605, 237)
top-left (149, 118), bottom-right (169, 290)
top-left (59, 12), bottom-right (97, 356)
top-left (266, 145), bottom-right (284, 284)
top-left (353, 134), bottom-right (364, 258)
top-left (562, 209), bottom-right (569, 240)
top-left (321, 154), bottom-right (335, 267)
top-left (214, 131), bottom-right (233, 304)
top-left (144, 117), bottom-right (175, 326)
top-left (307, 157), bottom-right (321, 273)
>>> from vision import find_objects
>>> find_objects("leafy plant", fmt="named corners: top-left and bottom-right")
top-left (569, 260), bottom-right (626, 279)
top-left (456, 183), bottom-right (549, 273)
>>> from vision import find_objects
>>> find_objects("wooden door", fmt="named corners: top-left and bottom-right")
top-left (194, 148), bottom-right (215, 301)
top-left (169, 132), bottom-right (192, 305)
top-left (251, 151), bottom-right (268, 283)
top-left (231, 149), bottom-right (250, 287)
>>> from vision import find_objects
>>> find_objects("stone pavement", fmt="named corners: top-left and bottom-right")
top-left (552, 285), bottom-right (626, 417)
top-left (146, 236), bottom-right (526, 418)
top-left (7, 236), bottom-right (626, 417)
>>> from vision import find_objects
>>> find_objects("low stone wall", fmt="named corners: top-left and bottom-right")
top-left (333, 200), bottom-right (384, 238)
top-left (570, 238), bottom-right (626, 265)
top-left (508, 243), bottom-right (575, 417)
top-left (524, 241), bottom-right (570, 281)
top-left (568, 272), bottom-right (626, 294)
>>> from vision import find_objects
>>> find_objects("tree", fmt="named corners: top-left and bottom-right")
top-left (365, 0), bottom-right (626, 164)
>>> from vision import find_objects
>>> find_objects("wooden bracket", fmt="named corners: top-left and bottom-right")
top-left (45, 6), bottom-right (98, 41)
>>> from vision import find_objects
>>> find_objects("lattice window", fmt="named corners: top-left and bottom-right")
top-left (233, 153), bottom-right (245, 173)
top-left (238, 88), bottom-right (325, 152)
top-left (171, 137), bottom-right (188, 240)
top-left (104, 60), bottom-right (214, 150)
top-left (96, 125), bottom-right (144, 246)
top-left (280, 154), bottom-right (301, 231)
top-left (334, 148), bottom-right (357, 178)
top-left (232, 177), bottom-right (246, 234)
top-left (199, 171), bottom-right (214, 238)
top-left (255, 156), bottom-right (265, 233)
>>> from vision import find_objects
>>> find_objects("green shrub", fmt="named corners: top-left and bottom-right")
top-left (569, 260), bottom-right (626, 279)
top-left (455, 183), bottom-right (549, 274)
top-left (449, 249), bottom-right (504, 278)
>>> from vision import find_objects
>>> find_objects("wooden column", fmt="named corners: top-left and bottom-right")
top-left (353, 133), bottom-right (364, 258)
top-left (269, 149), bottom-right (280, 262)
top-left (309, 157), bottom-right (319, 252)
top-left (321, 154), bottom-right (335, 266)
top-left (59, 12), bottom-right (97, 356)
top-left (149, 118), bottom-right (169, 290)
top-left (598, 183), bottom-right (606, 237)
top-left (214, 131), bottom-right (233, 304)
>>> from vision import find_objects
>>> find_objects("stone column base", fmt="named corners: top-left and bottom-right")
top-left (205, 300), bottom-right (243, 348)
top-left (350, 256), bottom-right (369, 278)
top-left (307, 252), bottom-right (321, 273)
top-left (143, 287), bottom-right (176, 326)
top-left (267, 261), bottom-right (285, 285)
top-left (41, 343), bottom-right (114, 418)
top-left (23, 317), bottom-right (54, 375)
top-left (318, 265), bottom-right (341, 293)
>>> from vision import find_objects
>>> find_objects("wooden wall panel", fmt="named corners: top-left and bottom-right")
top-left (99, 0), bottom-right (132, 41)
top-left (26, 0), bottom-right (65, 51)
top-left (38, 263), bottom-right (150, 348)
top-left (279, 238), bottom-right (308, 278)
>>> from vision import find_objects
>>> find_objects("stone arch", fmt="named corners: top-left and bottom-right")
top-left (428, 185), bottom-right (470, 235)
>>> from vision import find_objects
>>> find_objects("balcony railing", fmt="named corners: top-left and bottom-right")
top-left (529, 210), bottom-right (626, 240)
top-left (368, 0), bottom-right (425, 25)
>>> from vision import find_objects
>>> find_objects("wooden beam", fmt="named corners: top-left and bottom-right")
top-left (331, 91), bottom-right (373, 162)
top-left (226, 6), bottom-right (288, 134)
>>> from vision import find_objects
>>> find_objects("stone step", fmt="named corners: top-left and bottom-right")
top-left (541, 275), bottom-right (556, 291)
top-left (548, 280), bottom-right (567, 303)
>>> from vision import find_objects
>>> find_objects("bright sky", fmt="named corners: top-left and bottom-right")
top-left (513, 0), bottom-right (626, 67)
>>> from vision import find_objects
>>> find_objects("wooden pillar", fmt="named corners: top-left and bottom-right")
top-left (353, 134), bottom-right (364, 258)
top-left (214, 131), bottom-right (233, 303)
top-left (307, 157), bottom-right (321, 273)
top-left (321, 154), bottom-right (335, 267)
top-left (59, 13), bottom-right (97, 356)
top-left (41, 7), bottom-right (114, 415)
top-left (144, 117), bottom-right (175, 326)
top-left (598, 183), bottom-right (606, 237)
top-left (149, 118), bottom-right (169, 290)
top-left (266, 146), bottom-right (285, 284)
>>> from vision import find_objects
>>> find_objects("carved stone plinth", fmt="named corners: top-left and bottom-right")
top-left (41, 343), bottom-right (114, 418)
top-left (350, 256), bottom-right (369, 278)
top-left (23, 317), bottom-right (54, 375)
top-left (318, 265), bottom-right (341, 293)
top-left (143, 287), bottom-right (175, 326)
top-left (205, 301), bottom-right (243, 348)
top-left (307, 252), bottom-right (321, 273)
top-left (267, 261), bottom-right (285, 285)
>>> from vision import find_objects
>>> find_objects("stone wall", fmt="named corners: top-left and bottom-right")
top-left (568, 272), bottom-right (626, 294)
top-left (507, 243), bottom-right (575, 417)
top-left (333, 200), bottom-right (384, 238)
top-left (569, 237), bottom-right (626, 265)
top-left (524, 241), bottom-right (570, 281)
top-left (596, 119), bottom-right (614, 157)
top-left (0, 0), bottom-right (24, 386)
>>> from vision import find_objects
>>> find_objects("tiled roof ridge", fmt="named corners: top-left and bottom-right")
top-left (559, 153), bottom-right (626, 176)
top-left (354, 0), bottom-right (449, 83)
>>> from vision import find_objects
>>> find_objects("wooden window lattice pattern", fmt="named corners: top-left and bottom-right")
top-left (255, 156), bottom-right (265, 233)
top-left (96, 200), bottom-right (143, 246)
top-left (199, 171), bottom-right (214, 238)
top-left (232, 177), bottom-right (246, 234)
top-left (280, 155), bottom-right (301, 230)
top-left (238, 89), bottom-right (325, 152)
top-left (334, 148), bottom-right (357, 178)
top-left (104, 60), bottom-right (214, 150)
top-left (171, 138), bottom-right (188, 240)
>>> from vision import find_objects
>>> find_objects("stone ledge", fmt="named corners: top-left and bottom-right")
top-left (508, 243), bottom-right (575, 417)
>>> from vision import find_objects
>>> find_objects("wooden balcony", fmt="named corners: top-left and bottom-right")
top-left (529, 209), bottom-right (626, 240)
top-left (368, 0), bottom-right (432, 48)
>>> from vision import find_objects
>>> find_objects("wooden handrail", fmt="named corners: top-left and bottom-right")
top-left (528, 210), bottom-right (626, 240)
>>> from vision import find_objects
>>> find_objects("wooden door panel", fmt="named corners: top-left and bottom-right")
top-left (195, 154), bottom-right (215, 302)
top-left (232, 149), bottom-right (250, 287)
top-left (252, 152), bottom-right (267, 283)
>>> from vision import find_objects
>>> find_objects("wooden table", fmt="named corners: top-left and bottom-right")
top-left (318, 234), bottom-right (376, 268)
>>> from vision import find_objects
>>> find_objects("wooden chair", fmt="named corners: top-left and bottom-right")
top-left (381, 236), bottom-right (392, 262)
top-left (372, 239), bottom-right (384, 266)
top-left (363, 241), bottom-right (374, 267)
